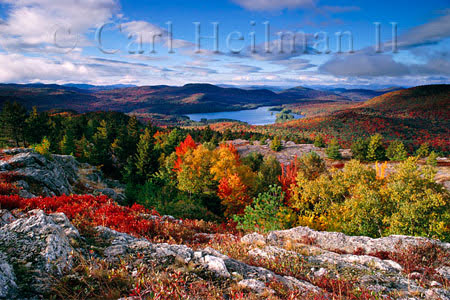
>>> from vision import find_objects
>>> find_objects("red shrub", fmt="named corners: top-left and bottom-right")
top-left (0, 194), bottom-right (237, 245)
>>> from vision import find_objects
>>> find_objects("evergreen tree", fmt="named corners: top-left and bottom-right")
top-left (351, 138), bottom-right (369, 161)
top-left (25, 107), bottom-right (50, 145)
top-left (415, 143), bottom-right (430, 158)
top-left (386, 140), bottom-right (408, 161)
top-left (90, 120), bottom-right (110, 166)
top-left (326, 138), bottom-right (342, 160)
top-left (271, 136), bottom-right (282, 152)
top-left (313, 135), bottom-right (325, 148)
top-left (76, 135), bottom-right (91, 162)
top-left (366, 134), bottom-right (385, 161)
top-left (1, 101), bottom-right (28, 147)
top-left (135, 128), bottom-right (159, 182)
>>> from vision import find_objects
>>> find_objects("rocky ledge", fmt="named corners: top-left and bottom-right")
top-left (0, 148), bottom-right (125, 202)
top-left (0, 209), bottom-right (448, 299)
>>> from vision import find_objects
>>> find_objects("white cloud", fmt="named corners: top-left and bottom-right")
top-left (0, 0), bottom-right (119, 52)
top-left (397, 12), bottom-right (450, 49)
top-left (121, 21), bottom-right (194, 51)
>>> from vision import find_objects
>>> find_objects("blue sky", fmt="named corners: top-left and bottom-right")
top-left (0, 0), bottom-right (448, 88)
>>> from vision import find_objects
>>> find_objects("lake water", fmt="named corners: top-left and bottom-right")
top-left (185, 106), bottom-right (303, 125)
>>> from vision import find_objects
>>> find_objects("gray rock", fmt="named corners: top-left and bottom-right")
top-left (0, 150), bottom-right (126, 201)
top-left (0, 209), bottom-right (16, 228)
top-left (199, 255), bottom-right (230, 277)
top-left (0, 251), bottom-right (17, 299)
top-left (256, 226), bottom-right (450, 254)
top-left (238, 279), bottom-right (268, 294)
top-left (0, 210), bottom-right (77, 295)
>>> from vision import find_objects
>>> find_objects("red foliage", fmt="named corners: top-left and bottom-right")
top-left (173, 134), bottom-right (197, 172)
top-left (175, 134), bottom-right (197, 157)
top-left (0, 194), bottom-right (237, 245)
top-left (0, 172), bottom-right (21, 195)
top-left (217, 174), bottom-right (251, 216)
top-left (278, 157), bottom-right (299, 204)
top-left (219, 143), bottom-right (240, 162)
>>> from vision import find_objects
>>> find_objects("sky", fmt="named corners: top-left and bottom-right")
top-left (0, 0), bottom-right (449, 88)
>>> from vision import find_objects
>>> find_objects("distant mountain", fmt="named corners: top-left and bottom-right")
top-left (329, 87), bottom-right (405, 101)
top-left (63, 83), bottom-right (136, 91)
top-left (0, 83), bottom-right (417, 117)
top-left (93, 83), bottom-right (286, 114)
top-left (0, 83), bottom-right (97, 112)
top-left (278, 86), bottom-right (349, 101)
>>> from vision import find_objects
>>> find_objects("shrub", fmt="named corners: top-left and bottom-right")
top-left (386, 140), bottom-right (408, 161)
top-left (241, 152), bottom-right (264, 172)
top-left (313, 135), bottom-right (325, 148)
top-left (33, 137), bottom-right (51, 157)
top-left (383, 157), bottom-right (450, 241)
top-left (427, 151), bottom-right (438, 166)
top-left (325, 138), bottom-right (342, 160)
top-left (233, 185), bottom-right (289, 233)
top-left (256, 155), bottom-right (282, 194)
top-left (297, 152), bottom-right (326, 181)
top-left (270, 136), bottom-right (282, 152)
top-left (415, 143), bottom-right (430, 158)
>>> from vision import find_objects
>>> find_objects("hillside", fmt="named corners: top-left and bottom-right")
top-left (270, 84), bottom-right (450, 152)
top-left (357, 84), bottom-right (449, 120)
top-left (330, 87), bottom-right (404, 102)
top-left (277, 86), bottom-right (349, 102)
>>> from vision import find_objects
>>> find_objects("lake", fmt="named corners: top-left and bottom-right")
top-left (185, 106), bottom-right (303, 125)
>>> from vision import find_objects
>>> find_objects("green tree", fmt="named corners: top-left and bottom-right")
top-left (135, 128), bottom-right (159, 182)
top-left (415, 143), bottom-right (430, 158)
top-left (427, 151), bottom-right (438, 166)
top-left (242, 152), bottom-right (264, 172)
top-left (34, 137), bottom-right (51, 157)
top-left (256, 155), bottom-right (282, 194)
top-left (386, 140), bottom-right (408, 161)
top-left (271, 136), bottom-right (282, 152)
top-left (351, 138), bottom-right (368, 161)
top-left (25, 107), bottom-right (50, 145)
top-left (325, 138), bottom-right (342, 160)
top-left (366, 134), bottom-right (385, 162)
top-left (90, 120), bottom-right (110, 166)
top-left (313, 135), bottom-right (325, 148)
top-left (234, 185), bottom-right (288, 233)
top-left (1, 101), bottom-right (28, 147)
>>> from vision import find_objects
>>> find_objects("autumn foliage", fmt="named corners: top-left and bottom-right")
top-left (0, 194), bottom-right (237, 244)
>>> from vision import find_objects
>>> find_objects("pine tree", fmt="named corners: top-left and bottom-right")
top-left (76, 135), bottom-right (91, 162)
top-left (366, 134), bottom-right (385, 162)
top-left (386, 140), bottom-right (408, 161)
top-left (351, 138), bottom-right (369, 161)
top-left (326, 138), bottom-right (342, 160)
top-left (271, 136), bottom-right (282, 152)
top-left (415, 143), bottom-right (430, 158)
top-left (314, 135), bottom-right (325, 148)
top-left (135, 128), bottom-right (158, 182)
top-left (1, 101), bottom-right (28, 147)
top-left (90, 120), bottom-right (110, 166)
top-left (25, 107), bottom-right (50, 145)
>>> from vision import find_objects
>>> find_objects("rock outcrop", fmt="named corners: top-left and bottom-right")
top-left (0, 148), bottom-right (126, 202)
top-left (1, 208), bottom-right (448, 299)
top-left (0, 209), bottom-right (78, 298)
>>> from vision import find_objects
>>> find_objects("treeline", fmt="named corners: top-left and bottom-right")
top-left (0, 101), bottom-right (266, 180)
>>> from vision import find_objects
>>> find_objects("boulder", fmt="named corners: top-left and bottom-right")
top-left (0, 210), bottom-right (78, 296)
